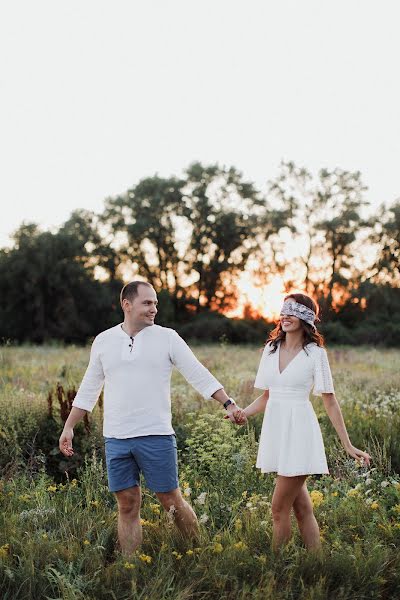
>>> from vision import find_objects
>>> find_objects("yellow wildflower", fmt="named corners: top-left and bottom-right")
top-left (186, 549), bottom-right (194, 556)
top-left (171, 551), bottom-right (182, 560)
top-left (370, 502), bottom-right (379, 510)
top-left (42, 534), bottom-right (48, 540)
top-left (90, 500), bottom-right (99, 507)
top-left (19, 494), bottom-right (31, 502)
top-left (347, 489), bottom-right (360, 498)
top-left (83, 539), bottom-right (91, 546)
top-left (256, 555), bottom-right (267, 564)
top-left (47, 485), bottom-right (57, 492)
top-left (213, 543), bottom-right (223, 553)
top-left (233, 541), bottom-right (248, 551)
top-left (140, 519), bottom-right (156, 527)
top-left (242, 491), bottom-right (248, 499)
top-left (332, 491), bottom-right (338, 497)
top-left (70, 479), bottom-right (78, 488)
top-left (310, 490), bottom-right (324, 507)
top-left (124, 562), bottom-right (135, 570)
top-left (139, 553), bottom-right (152, 564)
top-left (234, 519), bottom-right (243, 532)
top-left (150, 503), bottom-right (161, 515)
top-left (0, 544), bottom-right (10, 558)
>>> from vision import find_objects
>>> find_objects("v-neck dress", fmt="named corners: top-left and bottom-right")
top-left (253, 342), bottom-right (335, 476)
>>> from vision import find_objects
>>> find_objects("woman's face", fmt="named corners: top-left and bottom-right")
top-left (280, 313), bottom-right (302, 333)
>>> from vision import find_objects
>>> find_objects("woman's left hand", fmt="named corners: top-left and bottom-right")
top-left (346, 444), bottom-right (371, 467)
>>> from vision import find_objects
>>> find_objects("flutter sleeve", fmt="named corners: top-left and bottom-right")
top-left (313, 347), bottom-right (335, 396)
top-left (254, 343), bottom-right (273, 390)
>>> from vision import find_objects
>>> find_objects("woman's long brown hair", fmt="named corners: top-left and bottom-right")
top-left (267, 293), bottom-right (325, 354)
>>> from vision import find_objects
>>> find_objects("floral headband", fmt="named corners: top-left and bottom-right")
top-left (280, 299), bottom-right (317, 328)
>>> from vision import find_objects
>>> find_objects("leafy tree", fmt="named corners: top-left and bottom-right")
top-left (369, 200), bottom-right (400, 286)
top-left (103, 163), bottom-right (284, 315)
top-left (183, 163), bottom-right (268, 312)
top-left (103, 176), bottom-right (187, 311)
top-left (0, 222), bottom-right (118, 342)
top-left (266, 161), bottom-right (369, 310)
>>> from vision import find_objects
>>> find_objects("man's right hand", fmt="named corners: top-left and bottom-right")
top-left (59, 428), bottom-right (74, 457)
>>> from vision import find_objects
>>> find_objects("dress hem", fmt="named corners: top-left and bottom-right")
top-left (257, 467), bottom-right (330, 476)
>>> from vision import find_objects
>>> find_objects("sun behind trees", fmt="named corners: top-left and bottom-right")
top-left (0, 161), bottom-right (399, 345)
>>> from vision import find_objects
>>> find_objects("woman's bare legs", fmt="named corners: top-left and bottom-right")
top-left (292, 481), bottom-right (321, 550)
top-left (271, 475), bottom-right (308, 550)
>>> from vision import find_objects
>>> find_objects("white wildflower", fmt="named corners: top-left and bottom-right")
top-left (166, 504), bottom-right (176, 524)
top-left (183, 487), bottom-right (191, 497)
top-left (199, 513), bottom-right (209, 524)
top-left (381, 481), bottom-right (389, 488)
top-left (194, 492), bottom-right (207, 505)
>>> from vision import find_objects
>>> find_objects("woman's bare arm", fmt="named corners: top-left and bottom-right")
top-left (322, 393), bottom-right (371, 465)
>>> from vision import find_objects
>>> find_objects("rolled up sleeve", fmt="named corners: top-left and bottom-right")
top-left (169, 330), bottom-right (222, 399)
top-left (72, 337), bottom-right (105, 412)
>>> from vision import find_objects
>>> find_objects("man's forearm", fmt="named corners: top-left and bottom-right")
top-left (63, 407), bottom-right (87, 430)
top-left (211, 388), bottom-right (230, 406)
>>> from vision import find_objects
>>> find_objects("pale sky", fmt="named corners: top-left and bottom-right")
top-left (1, 1), bottom-right (399, 248)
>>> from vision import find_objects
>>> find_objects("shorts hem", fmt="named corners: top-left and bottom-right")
top-left (109, 481), bottom-right (140, 493)
top-left (146, 482), bottom-right (179, 493)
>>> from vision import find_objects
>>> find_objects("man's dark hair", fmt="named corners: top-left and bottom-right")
top-left (120, 281), bottom-right (153, 308)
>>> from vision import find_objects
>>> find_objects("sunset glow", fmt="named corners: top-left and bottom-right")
top-left (228, 273), bottom-right (289, 320)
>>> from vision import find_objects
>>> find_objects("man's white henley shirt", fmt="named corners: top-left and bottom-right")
top-left (72, 324), bottom-right (223, 439)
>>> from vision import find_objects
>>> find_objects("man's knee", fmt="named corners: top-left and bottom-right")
top-left (116, 486), bottom-right (142, 517)
top-left (155, 488), bottom-right (183, 512)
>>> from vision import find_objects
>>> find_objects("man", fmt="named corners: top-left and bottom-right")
top-left (59, 280), bottom-right (241, 556)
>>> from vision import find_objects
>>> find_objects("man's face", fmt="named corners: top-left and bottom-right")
top-left (126, 285), bottom-right (158, 326)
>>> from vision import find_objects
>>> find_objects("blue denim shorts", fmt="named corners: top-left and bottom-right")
top-left (104, 434), bottom-right (179, 493)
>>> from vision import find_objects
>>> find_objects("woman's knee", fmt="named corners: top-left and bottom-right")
top-left (293, 496), bottom-right (313, 522)
top-left (271, 499), bottom-right (290, 523)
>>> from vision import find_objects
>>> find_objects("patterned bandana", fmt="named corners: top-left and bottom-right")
top-left (280, 299), bottom-right (316, 328)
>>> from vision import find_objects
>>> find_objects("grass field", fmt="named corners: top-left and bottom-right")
top-left (0, 343), bottom-right (400, 599)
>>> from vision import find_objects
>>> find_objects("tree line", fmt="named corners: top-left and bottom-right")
top-left (0, 161), bottom-right (399, 345)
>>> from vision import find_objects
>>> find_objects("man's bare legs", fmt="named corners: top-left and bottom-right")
top-left (156, 488), bottom-right (199, 539)
top-left (271, 475), bottom-right (308, 550)
top-left (115, 486), bottom-right (198, 556)
top-left (115, 486), bottom-right (142, 556)
top-left (292, 481), bottom-right (321, 550)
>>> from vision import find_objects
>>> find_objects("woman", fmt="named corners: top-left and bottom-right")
top-left (231, 293), bottom-right (371, 551)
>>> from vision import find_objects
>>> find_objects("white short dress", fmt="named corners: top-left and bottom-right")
top-left (254, 341), bottom-right (335, 477)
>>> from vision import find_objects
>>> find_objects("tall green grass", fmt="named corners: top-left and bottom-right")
top-left (0, 344), bottom-right (399, 599)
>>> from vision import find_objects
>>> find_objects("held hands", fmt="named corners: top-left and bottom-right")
top-left (224, 406), bottom-right (247, 426)
top-left (59, 428), bottom-right (74, 457)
